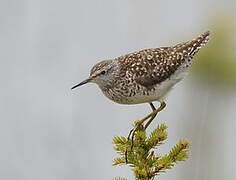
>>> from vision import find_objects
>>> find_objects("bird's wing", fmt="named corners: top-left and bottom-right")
top-left (132, 48), bottom-right (181, 88)
top-left (119, 31), bottom-right (210, 89)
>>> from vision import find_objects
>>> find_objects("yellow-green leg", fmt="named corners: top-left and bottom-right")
top-left (133, 102), bottom-right (166, 131)
top-left (125, 101), bottom-right (166, 163)
top-left (144, 102), bottom-right (166, 129)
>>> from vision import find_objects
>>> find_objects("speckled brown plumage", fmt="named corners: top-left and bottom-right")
top-left (118, 31), bottom-right (210, 89)
top-left (72, 31), bottom-right (210, 104)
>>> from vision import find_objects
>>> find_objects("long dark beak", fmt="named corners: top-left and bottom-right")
top-left (71, 78), bottom-right (91, 90)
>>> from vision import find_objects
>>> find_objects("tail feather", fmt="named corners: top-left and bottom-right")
top-left (189, 31), bottom-right (210, 56)
top-left (174, 31), bottom-right (210, 57)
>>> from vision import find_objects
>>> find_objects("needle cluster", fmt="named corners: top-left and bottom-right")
top-left (113, 124), bottom-right (190, 180)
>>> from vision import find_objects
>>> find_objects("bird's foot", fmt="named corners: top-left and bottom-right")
top-left (125, 102), bottom-right (166, 163)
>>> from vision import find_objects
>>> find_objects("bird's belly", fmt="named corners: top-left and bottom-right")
top-left (106, 78), bottom-right (180, 105)
top-left (102, 65), bottom-right (188, 105)
top-left (124, 80), bottom-right (177, 104)
top-left (125, 68), bottom-right (188, 104)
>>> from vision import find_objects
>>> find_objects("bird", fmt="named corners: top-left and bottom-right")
top-left (72, 31), bottom-right (210, 130)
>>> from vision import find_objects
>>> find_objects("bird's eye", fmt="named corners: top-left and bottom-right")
top-left (101, 70), bottom-right (106, 75)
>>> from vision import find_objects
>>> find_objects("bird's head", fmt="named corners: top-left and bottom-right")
top-left (71, 60), bottom-right (119, 90)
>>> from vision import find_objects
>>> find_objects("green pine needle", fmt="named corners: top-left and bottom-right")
top-left (113, 136), bottom-right (129, 155)
top-left (113, 136), bottom-right (128, 145)
top-left (112, 157), bottom-right (126, 166)
top-left (112, 123), bottom-right (190, 180)
top-left (153, 139), bottom-right (190, 175)
top-left (146, 124), bottom-right (168, 149)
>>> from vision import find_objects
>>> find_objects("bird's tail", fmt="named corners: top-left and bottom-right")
top-left (188, 31), bottom-right (210, 56)
top-left (175, 31), bottom-right (210, 57)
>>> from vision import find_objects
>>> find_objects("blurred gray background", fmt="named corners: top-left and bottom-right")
top-left (1, 0), bottom-right (236, 180)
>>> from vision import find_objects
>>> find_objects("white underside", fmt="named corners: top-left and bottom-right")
top-left (119, 64), bottom-right (189, 104)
